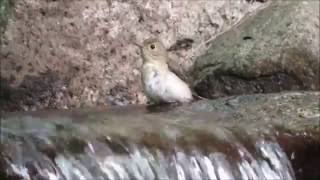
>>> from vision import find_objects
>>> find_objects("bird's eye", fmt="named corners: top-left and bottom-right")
top-left (150, 44), bottom-right (155, 50)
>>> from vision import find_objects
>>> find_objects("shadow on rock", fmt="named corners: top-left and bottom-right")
top-left (0, 70), bottom-right (70, 112)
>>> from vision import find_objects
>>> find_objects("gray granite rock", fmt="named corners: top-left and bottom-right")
top-left (192, 1), bottom-right (319, 98)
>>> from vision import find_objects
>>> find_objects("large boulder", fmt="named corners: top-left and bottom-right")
top-left (192, 1), bottom-right (319, 98)
top-left (0, 0), bottom-right (266, 111)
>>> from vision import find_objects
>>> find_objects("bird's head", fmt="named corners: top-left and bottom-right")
top-left (141, 38), bottom-right (168, 64)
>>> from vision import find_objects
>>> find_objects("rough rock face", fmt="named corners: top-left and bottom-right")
top-left (191, 1), bottom-right (319, 98)
top-left (0, 0), bottom-right (266, 111)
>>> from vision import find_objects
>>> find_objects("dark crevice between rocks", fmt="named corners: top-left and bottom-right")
top-left (168, 38), bottom-right (194, 51)
top-left (194, 71), bottom-right (310, 99)
top-left (246, 0), bottom-right (268, 3)
top-left (0, 70), bottom-right (70, 112)
top-left (242, 36), bottom-right (254, 40)
top-left (275, 127), bottom-right (320, 180)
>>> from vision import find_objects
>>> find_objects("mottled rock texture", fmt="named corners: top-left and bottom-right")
top-left (0, 0), bottom-right (266, 111)
top-left (192, 1), bottom-right (319, 98)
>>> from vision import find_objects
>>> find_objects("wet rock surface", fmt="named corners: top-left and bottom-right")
top-left (0, 0), bottom-right (266, 111)
top-left (192, 1), bottom-right (319, 98)
top-left (1, 92), bottom-right (319, 180)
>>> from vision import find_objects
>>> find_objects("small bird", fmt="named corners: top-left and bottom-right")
top-left (140, 38), bottom-right (193, 104)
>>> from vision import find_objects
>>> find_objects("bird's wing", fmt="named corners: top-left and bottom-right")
top-left (167, 58), bottom-right (207, 100)
top-left (167, 58), bottom-right (191, 84)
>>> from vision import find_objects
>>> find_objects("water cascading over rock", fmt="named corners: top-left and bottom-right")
top-left (1, 92), bottom-right (319, 180)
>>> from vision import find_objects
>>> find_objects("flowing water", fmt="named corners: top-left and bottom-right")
top-left (1, 126), bottom-right (295, 180)
top-left (1, 93), bottom-right (319, 180)
top-left (0, 110), bottom-right (297, 180)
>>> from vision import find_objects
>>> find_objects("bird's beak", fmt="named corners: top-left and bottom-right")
top-left (133, 42), bottom-right (143, 48)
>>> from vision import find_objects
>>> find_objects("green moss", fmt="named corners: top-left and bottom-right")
top-left (0, 0), bottom-right (15, 43)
